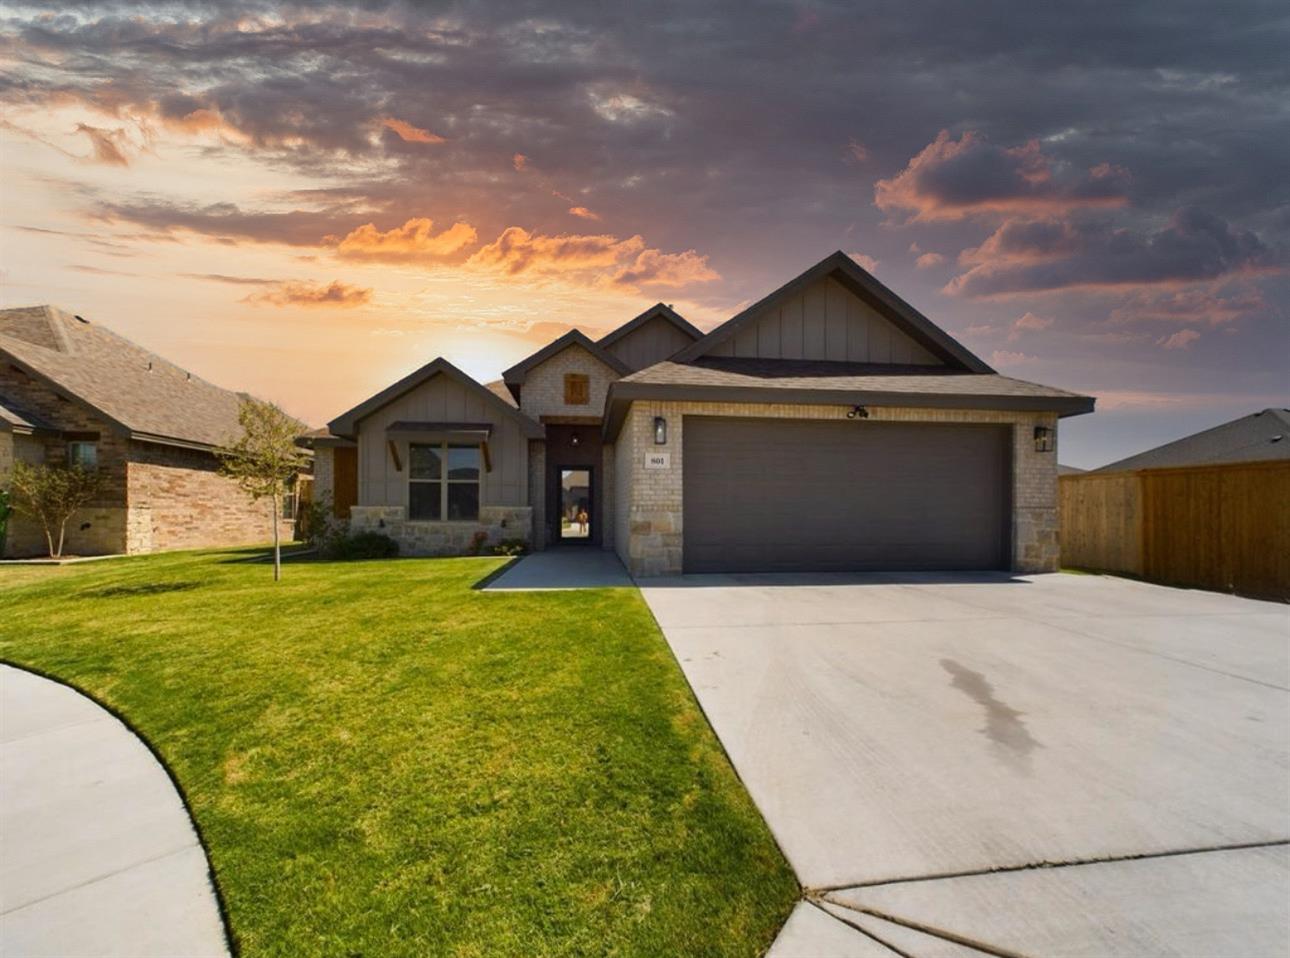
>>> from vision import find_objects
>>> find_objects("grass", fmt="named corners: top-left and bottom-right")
top-left (0, 549), bottom-right (797, 957)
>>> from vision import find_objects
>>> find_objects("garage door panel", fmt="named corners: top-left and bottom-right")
top-left (683, 417), bottom-right (1010, 573)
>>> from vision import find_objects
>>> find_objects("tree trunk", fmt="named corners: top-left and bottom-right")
top-left (54, 517), bottom-right (67, 559)
top-left (272, 492), bottom-right (281, 582)
top-left (45, 522), bottom-right (56, 559)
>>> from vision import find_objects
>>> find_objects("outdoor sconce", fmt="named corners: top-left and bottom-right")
top-left (570, 431), bottom-right (581, 447)
top-left (1034, 425), bottom-right (1053, 453)
top-left (654, 416), bottom-right (667, 444)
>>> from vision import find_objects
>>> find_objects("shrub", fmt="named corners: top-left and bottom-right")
top-left (320, 531), bottom-right (400, 560)
top-left (491, 538), bottom-right (528, 557)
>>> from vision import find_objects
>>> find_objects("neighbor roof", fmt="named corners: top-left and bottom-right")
top-left (596, 303), bottom-right (703, 350)
top-left (670, 251), bottom-right (993, 372)
top-left (603, 357), bottom-right (1095, 439)
top-left (0, 305), bottom-right (254, 449)
top-left (327, 356), bottom-right (543, 439)
top-left (1095, 408), bottom-right (1290, 472)
top-left (0, 397), bottom-right (54, 435)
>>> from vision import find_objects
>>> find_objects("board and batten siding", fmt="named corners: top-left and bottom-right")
top-left (603, 315), bottom-right (696, 370)
top-left (355, 373), bottom-right (529, 509)
top-left (709, 275), bottom-right (943, 364)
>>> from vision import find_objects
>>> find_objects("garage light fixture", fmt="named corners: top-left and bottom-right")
top-left (653, 416), bottom-right (667, 444)
top-left (1033, 425), bottom-right (1053, 453)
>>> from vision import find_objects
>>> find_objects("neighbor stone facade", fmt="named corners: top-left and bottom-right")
top-left (350, 504), bottom-right (532, 556)
top-left (613, 399), bottom-right (1061, 577)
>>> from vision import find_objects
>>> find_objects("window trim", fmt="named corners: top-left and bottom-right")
top-left (407, 441), bottom-right (482, 522)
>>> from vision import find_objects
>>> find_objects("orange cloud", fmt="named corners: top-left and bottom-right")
top-left (512, 153), bottom-right (528, 171)
top-left (612, 248), bottom-right (719, 289)
top-left (915, 251), bottom-right (945, 269)
top-left (990, 349), bottom-right (1034, 366)
top-left (1008, 311), bottom-right (1054, 340)
top-left (74, 123), bottom-right (130, 166)
top-left (336, 218), bottom-right (478, 261)
top-left (568, 206), bottom-right (600, 220)
top-left (380, 117), bottom-right (445, 144)
top-left (469, 227), bottom-right (644, 275)
top-left (243, 280), bottom-right (372, 308)
top-left (847, 251), bottom-right (879, 272)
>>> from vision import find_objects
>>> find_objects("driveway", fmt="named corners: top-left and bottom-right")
top-left (639, 572), bottom-right (1290, 957)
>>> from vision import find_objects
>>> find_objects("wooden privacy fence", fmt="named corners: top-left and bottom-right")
top-left (1060, 459), bottom-right (1290, 600)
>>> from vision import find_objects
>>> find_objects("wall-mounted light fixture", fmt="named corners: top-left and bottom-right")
top-left (847, 405), bottom-right (869, 420)
top-left (570, 431), bottom-right (581, 447)
top-left (1033, 425), bottom-right (1053, 453)
top-left (653, 416), bottom-right (667, 445)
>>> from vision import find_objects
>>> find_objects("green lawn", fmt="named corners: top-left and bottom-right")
top-left (0, 550), bottom-right (797, 956)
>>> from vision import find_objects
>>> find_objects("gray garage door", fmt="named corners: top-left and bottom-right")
top-left (683, 417), bottom-right (1011, 573)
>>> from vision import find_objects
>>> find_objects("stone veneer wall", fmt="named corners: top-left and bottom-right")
top-left (349, 504), bottom-right (532, 557)
top-left (615, 400), bottom-right (1060, 577)
top-left (312, 445), bottom-right (334, 510)
top-left (517, 344), bottom-right (619, 421)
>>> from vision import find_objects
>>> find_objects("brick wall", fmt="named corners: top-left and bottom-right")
top-left (615, 400), bottom-right (1061, 576)
top-left (518, 345), bottom-right (619, 420)
top-left (126, 441), bottom-right (292, 553)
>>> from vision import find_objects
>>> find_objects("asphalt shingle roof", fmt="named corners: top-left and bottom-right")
top-left (0, 305), bottom-right (250, 448)
top-left (1095, 408), bottom-right (1290, 472)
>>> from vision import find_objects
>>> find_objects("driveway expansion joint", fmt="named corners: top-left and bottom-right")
top-left (814, 893), bottom-right (1028, 958)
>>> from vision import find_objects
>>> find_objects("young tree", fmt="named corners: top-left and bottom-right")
top-left (218, 397), bottom-right (310, 581)
top-left (8, 461), bottom-right (102, 558)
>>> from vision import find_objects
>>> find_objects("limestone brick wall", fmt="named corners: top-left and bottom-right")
top-left (126, 441), bottom-right (292, 553)
top-left (313, 445), bottom-right (334, 509)
top-left (616, 400), bottom-right (1061, 577)
top-left (517, 345), bottom-right (619, 420)
top-left (350, 504), bottom-right (532, 557)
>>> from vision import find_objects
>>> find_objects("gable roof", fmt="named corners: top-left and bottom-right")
top-left (501, 329), bottom-right (632, 388)
top-left (1094, 408), bottom-right (1290, 472)
top-left (596, 303), bottom-right (703, 350)
top-left (0, 305), bottom-right (257, 449)
top-left (0, 397), bottom-right (55, 435)
top-left (327, 356), bottom-right (544, 439)
top-left (670, 251), bottom-right (993, 372)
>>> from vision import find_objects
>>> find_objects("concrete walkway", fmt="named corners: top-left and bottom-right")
top-left (1, 665), bottom-right (229, 957)
top-left (482, 547), bottom-right (633, 590)
top-left (640, 572), bottom-right (1290, 957)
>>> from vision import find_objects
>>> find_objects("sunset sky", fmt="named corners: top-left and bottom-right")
top-left (1, 2), bottom-right (1286, 467)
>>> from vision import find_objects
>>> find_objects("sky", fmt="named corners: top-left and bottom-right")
top-left (1, 1), bottom-right (1286, 468)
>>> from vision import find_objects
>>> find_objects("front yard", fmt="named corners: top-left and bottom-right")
top-left (0, 550), bottom-right (797, 956)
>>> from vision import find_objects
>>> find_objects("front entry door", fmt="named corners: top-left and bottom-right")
top-left (558, 467), bottom-right (593, 543)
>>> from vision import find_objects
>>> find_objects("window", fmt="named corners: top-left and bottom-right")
top-left (67, 441), bottom-right (97, 470)
top-left (564, 373), bottom-right (590, 405)
top-left (408, 442), bottom-right (481, 520)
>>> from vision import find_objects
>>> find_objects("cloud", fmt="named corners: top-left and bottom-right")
top-left (611, 248), bottom-right (720, 289)
top-left (469, 227), bottom-right (644, 276)
top-left (1008, 311), bottom-right (1054, 340)
top-left (875, 130), bottom-right (1129, 222)
top-left (847, 251), bottom-right (879, 271)
top-left (242, 280), bottom-right (372, 308)
top-left (512, 153), bottom-right (528, 172)
top-left (336, 218), bottom-right (478, 261)
top-left (74, 123), bottom-right (131, 166)
top-left (964, 322), bottom-right (1000, 337)
top-left (568, 206), bottom-right (600, 220)
top-left (380, 118), bottom-right (444, 144)
top-left (1158, 328), bottom-right (1201, 350)
top-left (845, 138), bottom-right (870, 163)
top-left (180, 272), bottom-right (277, 285)
top-left (946, 208), bottom-right (1283, 298)
top-left (915, 251), bottom-right (945, 269)
top-left (587, 89), bottom-right (672, 124)
top-left (990, 349), bottom-right (1034, 366)
top-left (94, 199), bottom-right (369, 247)
top-left (1109, 287), bottom-right (1267, 326)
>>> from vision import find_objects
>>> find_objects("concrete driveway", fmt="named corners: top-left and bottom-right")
top-left (639, 572), bottom-right (1290, 957)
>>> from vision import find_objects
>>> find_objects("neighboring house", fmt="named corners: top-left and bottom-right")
top-left (314, 252), bottom-right (1094, 575)
top-left (1093, 408), bottom-right (1290, 472)
top-left (1058, 464), bottom-right (1086, 476)
top-left (0, 305), bottom-right (294, 557)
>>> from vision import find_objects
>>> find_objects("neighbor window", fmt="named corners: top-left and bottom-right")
top-left (408, 442), bottom-right (481, 520)
top-left (67, 441), bottom-right (97, 470)
top-left (564, 373), bottom-right (590, 405)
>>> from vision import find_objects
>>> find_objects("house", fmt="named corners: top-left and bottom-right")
top-left (0, 305), bottom-right (294, 557)
top-left (312, 252), bottom-right (1094, 575)
top-left (1093, 408), bottom-right (1289, 472)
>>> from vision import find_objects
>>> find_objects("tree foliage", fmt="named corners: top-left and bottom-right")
top-left (9, 461), bottom-right (102, 558)
top-left (218, 397), bottom-right (310, 580)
